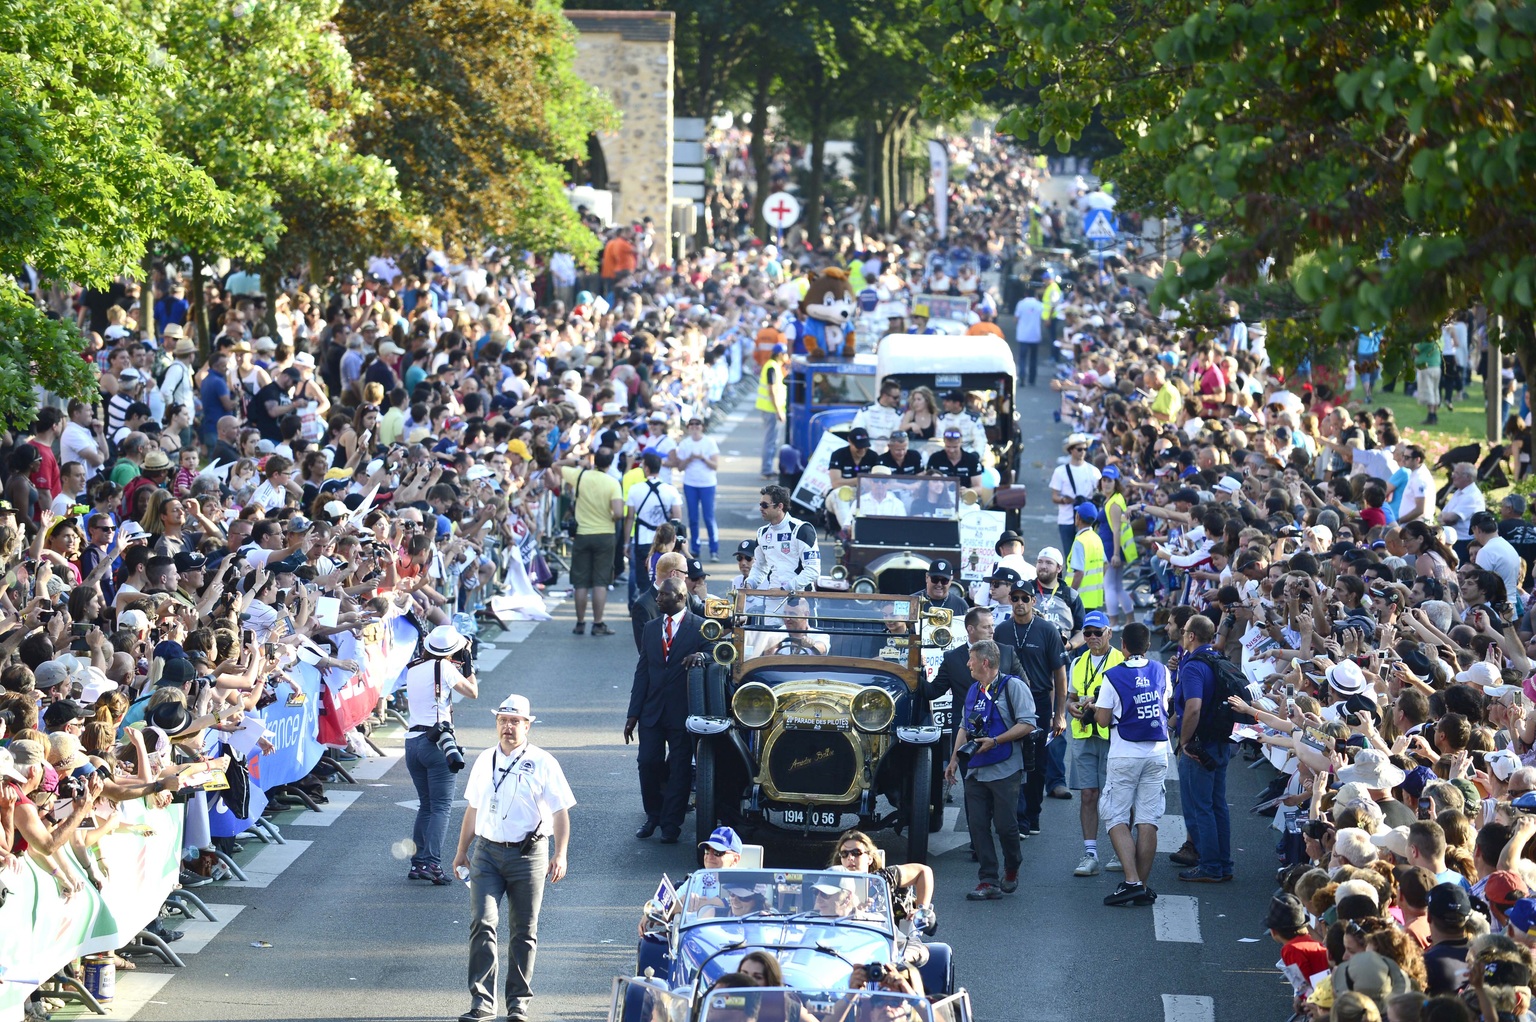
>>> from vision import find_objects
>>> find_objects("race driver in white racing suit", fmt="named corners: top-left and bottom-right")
top-left (745, 485), bottom-right (822, 591)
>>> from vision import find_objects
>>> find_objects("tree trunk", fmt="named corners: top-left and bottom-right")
top-left (804, 71), bottom-right (829, 249)
top-left (190, 252), bottom-right (208, 356)
top-left (748, 60), bottom-right (773, 240)
top-left (141, 244), bottom-right (156, 341)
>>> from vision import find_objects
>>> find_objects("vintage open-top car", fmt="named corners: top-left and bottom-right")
top-left (687, 592), bottom-right (947, 862)
top-left (610, 981), bottom-right (974, 1022)
top-left (633, 867), bottom-right (956, 1002)
top-left (828, 475), bottom-right (979, 597)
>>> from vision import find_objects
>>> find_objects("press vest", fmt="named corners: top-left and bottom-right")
top-left (963, 675), bottom-right (1020, 769)
top-left (1106, 659), bottom-right (1171, 743)
top-left (1072, 527), bottom-right (1106, 609)
top-left (1069, 648), bottom-right (1122, 740)
top-left (756, 360), bottom-right (783, 413)
top-left (1100, 492), bottom-right (1138, 564)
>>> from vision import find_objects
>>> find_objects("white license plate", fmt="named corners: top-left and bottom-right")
top-left (781, 808), bottom-right (840, 827)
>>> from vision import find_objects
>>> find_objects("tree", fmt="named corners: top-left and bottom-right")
top-left (0, 0), bottom-right (223, 427)
top-left (337, 0), bottom-right (614, 260)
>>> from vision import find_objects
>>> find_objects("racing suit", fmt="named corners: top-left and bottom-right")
top-left (851, 400), bottom-right (902, 440)
top-left (745, 515), bottom-right (822, 590)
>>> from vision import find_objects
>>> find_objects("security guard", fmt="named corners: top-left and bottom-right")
top-left (911, 558), bottom-right (969, 616)
top-left (454, 695), bottom-right (575, 1022)
top-left (745, 484), bottom-right (821, 591)
top-left (1067, 501), bottom-right (1107, 611)
top-left (756, 343), bottom-right (789, 478)
top-left (1041, 269), bottom-right (1065, 355)
top-left (852, 379), bottom-right (904, 440)
top-left (936, 390), bottom-right (984, 453)
top-left (1065, 611), bottom-right (1122, 877)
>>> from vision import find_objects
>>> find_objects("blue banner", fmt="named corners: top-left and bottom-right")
top-left (249, 661), bottom-right (326, 789)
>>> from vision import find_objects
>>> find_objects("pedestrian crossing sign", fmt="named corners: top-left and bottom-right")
top-left (1084, 208), bottom-right (1118, 243)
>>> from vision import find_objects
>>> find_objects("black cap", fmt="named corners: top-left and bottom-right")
top-left (994, 530), bottom-right (1024, 555)
top-left (145, 700), bottom-right (193, 735)
top-left (173, 551), bottom-right (206, 572)
top-left (928, 558), bottom-right (954, 580)
top-left (687, 558), bottom-right (708, 580)
top-left (43, 699), bottom-right (86, 728)
top-left (1400, 646), bottom-right (1433, 677)
top-left (1265, 893), bottom-right (1307, 933)
top-left (1169, 488), bottom-right (1200, 504)
top-left (1426, 882), bottom-right (1473, 923)
top-left (848, 427), bottom-right (871, 446)
top-left (269, 552), bottom-right (307, 575)
top-left (942, 390), bottom-right (966, 403)
top-left (988, 566), bottom-right (1023, 588)
top-left (1328, 541), bottom-right (1355, 558)
top-left (156, 659), bottom-right (197, 687)
top-left (735, 539), bottom-right (758, 559)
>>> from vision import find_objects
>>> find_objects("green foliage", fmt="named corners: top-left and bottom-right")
top-left (338, 0), bottom-right (614, 260)
top-left (0, 281), bottom-right (99, 429)
top-left (929, 0), bottom-right (1536, 351)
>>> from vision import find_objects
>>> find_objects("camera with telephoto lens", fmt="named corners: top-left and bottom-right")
top-left (955, 713), bottom-right (989, 766)
top-left (432, 722), bottom-right (466, 773)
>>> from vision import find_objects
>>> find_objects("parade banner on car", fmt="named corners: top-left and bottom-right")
top-left (956, 509), bottom-right (1007, 582)
top-left (0, 800), bottom-right (183, 1016)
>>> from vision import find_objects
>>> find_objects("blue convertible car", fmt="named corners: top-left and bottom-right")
top-left (635, 869), bottom-right (955, 1001)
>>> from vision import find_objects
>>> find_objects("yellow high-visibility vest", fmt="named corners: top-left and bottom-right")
top-left (1104, 492), bottom-right (1138, 564)
top-left (1072, 527), bottom-right (1106, 610)
top-left (756, 359), bottom-right (783, 413)
top-left (1069, 646), bottom-right (1123, 740)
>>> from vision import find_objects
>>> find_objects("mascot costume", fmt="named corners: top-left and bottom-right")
top-left (796, 268), bottom-right (857, 357)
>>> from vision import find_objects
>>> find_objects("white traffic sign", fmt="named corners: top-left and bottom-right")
top-left (1083, 207), bottom-right (1118, 244)
top-left (762, 191), bottom-right (802, 230)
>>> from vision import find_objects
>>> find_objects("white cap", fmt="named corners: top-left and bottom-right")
top-left (1215, 476), bottom-right (1242, 494)
top-left (1036, 547), bottom-right (1064, 568)
top-left (1456, 662), bottom-right (1502, 688)
top-left (120, 609), bottom-right (150, 632)
top-left (492, 694), bottom-right (535, 720)
top-left (80, 667), bottom-right (116, 704)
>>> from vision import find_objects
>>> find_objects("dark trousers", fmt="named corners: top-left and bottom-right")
top-left (964, 771), bottom-right (1023, 883)
top-left (636, 724), bottom-right (694, 832)
top-left (467, 839), bottom-right (548, 1021)
top-left (1018, 342), bottom-right (1041, 386)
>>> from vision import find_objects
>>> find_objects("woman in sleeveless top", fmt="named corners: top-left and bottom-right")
top-left (899, 387), bottom-right (939, 440)
top-left (1400, 520), bottom-right (1457, 582)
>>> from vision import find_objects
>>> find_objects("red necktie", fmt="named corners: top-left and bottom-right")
top-left (664, 616), bottom-right (674, 659)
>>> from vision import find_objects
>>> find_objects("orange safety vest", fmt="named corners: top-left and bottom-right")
top-left (755, 326), bottom-right (787, 368)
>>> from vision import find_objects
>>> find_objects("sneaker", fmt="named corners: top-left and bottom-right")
top-left (1000, 870), bottom-right (1019, 893)
top-left (1105, 854), bottom-right (1123, 873)
top-left (1220, 873), bottom-right (1235, 882)
top-left (423, 865), bottom-right (454, 886)
top-left (1073, 854), bottom-right (1101, 877)
top-left (1177, 868), bottom-right (1224, 883)
top-left (591, 622), bottom-right (615, 636)
top-left (966, 882), bottom-right (1003, 901)
top-left (1026, 821), bottom-right (1042, 835)
top-left (179, 867), bottom-right (213, 889)
top-left (1168, 842), bottom-right (1199, 867)
top-left (407, 865), bottom-right (430, 880)
top-left (1103, 881), bottom-right (1147, 907)
top-left (1132, 886), bottom-right (1158, 906)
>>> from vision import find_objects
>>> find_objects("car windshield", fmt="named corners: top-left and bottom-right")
top-left (809, 370), bottom-right (878, 406)
top-left (852, 476), bottom-right (958, 519)
top-left (677, 869), bottom-right (893, 931)
top-left (733, 592), bottom-right (923, 661)
top-left (699, 988), bottom-right (932, 1022)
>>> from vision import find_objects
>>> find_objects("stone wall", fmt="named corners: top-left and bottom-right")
top-left (566, 11), bottom-right (674, 234)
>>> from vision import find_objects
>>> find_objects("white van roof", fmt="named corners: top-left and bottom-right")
top-left (875, 333), bottom-right (1015, 381)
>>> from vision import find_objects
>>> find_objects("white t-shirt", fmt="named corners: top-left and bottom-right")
top-left (626, 476), bottom-right (681, 544)
top-left (61, 421), bottom-right (102, 480)
top-left (673, 436), bottom-right (720, 488)
top-left (404, 657), bottom-right (469, 731)
top-left (1013, 297), bottom-right (1044, 344)
top-left (1442, 484), bottom-right (1487, 541)
top-left (1049, 462), bottom-right (1101, 524)
top-left (1401, 465), bottom-right (1437, 520)
top-left (249, 480), bottom-right (288, 512)
top-left (1476, 535), bottom-right (1522, 602)
top-left (1093, 656), bottom-right (1171, 759)
top-left (463, 742), bottom-right (576, 844)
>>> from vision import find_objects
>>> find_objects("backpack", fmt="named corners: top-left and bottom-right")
top-left (1185, 649), bottom-right (1254, 742)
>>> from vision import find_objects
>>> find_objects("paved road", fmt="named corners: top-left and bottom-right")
top-left (93, 377), bottom-right (1294, 1022)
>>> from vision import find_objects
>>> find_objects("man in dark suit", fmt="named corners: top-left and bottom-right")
top-left (922, 606), bottom-right (1026, 827)
top-left (625, 578), bottom-right (705, 843)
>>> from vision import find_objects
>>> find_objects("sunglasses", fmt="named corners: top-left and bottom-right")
top-left (758, 502), bottom-right (775, 509)
top-left (1083, 628), bottom-right (1106, 637)
top-left (837, 847), bottom-right (869, 859)
top-left (1010, 592), bottom-right (1034, 602)
top-left (927, 576), bottom-right (951, 585)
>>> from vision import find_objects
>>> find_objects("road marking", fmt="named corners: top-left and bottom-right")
top-left (1157, 815), bottom-right (1188, 852)
top-left (478, 646), bottom-right (512, 672)
top-left (53, 971), bottom-right (175, 1021)
top-left (288, 789), bottom-right (362, 826)
top-left (347, 746), bottom-right (403, 781)
top-left (224, 839), bottom-right (313, 889)
top-left (170, 904), bottom-right (247, 954)
top-left (394, 797), bottom-right (469, 811)
top-left (926, 808), bottom-right (969, 857)
top-left (497, 621), bottom-right (541, 643)
top-left (1162, 994), bottom-right (1215, 1022)
top-left (1153, 895), bottom-right (1203, 943)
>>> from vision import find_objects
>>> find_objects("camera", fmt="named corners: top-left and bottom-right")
top-left (864, 963), bottom-right (887, 985)
top-left (433, 722), bottom-right (466, 773)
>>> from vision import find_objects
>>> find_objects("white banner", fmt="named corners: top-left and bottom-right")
top-left (790, 431), bottom-right (848, 511)
top-left (928, 140), bottom-right (950, 239)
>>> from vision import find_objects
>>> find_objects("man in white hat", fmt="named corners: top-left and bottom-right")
top-left (454, 695), bottom-right (575, 1022)
top-left (403, 624), bottom-right (479, 885)
top-left (158, 329), bottom-right (198, 415)
top-left (1050, 435), bottom-right (1100, 554)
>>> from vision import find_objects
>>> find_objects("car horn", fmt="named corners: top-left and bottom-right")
top-left (960, 487), bottom-right (981, 506)
top-left (923, 607), bottom-right (955, 628)
top-left (712, 642), bottom-right (738, 666)
top-left (703, 596), bottom-right (733, 619)
top-left (700, 618), bottom-right (726, 641)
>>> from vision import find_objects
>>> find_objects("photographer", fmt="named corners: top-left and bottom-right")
top-left (404, 623), bottom-right (479, 885)
top-left (943, 639), bottom-right (1037, 902)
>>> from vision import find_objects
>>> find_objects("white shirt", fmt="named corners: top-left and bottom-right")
top-left (249, 479), bottom-right (288, 512)
top-left (61, 421), bottom-right (102, 480)
top-left (626, 476), bottom-right (681, 543)
top-left (1093, 656), bottom-right (1171, 759)
top-left (672, 436), bottom-right (720, 488)
top-left (1442, 483), bottom-right (1487, 541)
top-left (1049, 461), bottom-right (1101, 524)
top-left (404, 656), bottom-right (469, 731)
top-left (1013, 297), bottom-right (1043, 344)
top-left (1476, 535), bottom-right (1522, 602)
top-left (463, 741), bottom-right (576, 843)
top-left (1401, 464), bottom-right (1437, 520)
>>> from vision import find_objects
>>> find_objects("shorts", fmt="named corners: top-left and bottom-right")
top-left (1067, 735), bottom-right (1110, 790)
top-left (570, 532), bottom-right (617, 588)
top-left (1100, 755), bottom-right (1169, 832)
top-left (1416, 366), bottom-right (1442, 404)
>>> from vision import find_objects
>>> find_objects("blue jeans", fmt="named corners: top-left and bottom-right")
top-left (1057, 524), bottom-right (1077, 556)
top-left (761, 411), bottom-right (780, 475)
top-left (684, 484), bottom-right (718, 557)
top-left (1178, 741), bottom-right (1233, 875)
top-left (1017, 341), bottom-right (1041, 386)
top-left (1045, 732), bottom-right (1067, 792)
top-left (405, 733), bottom-right (454, 869)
